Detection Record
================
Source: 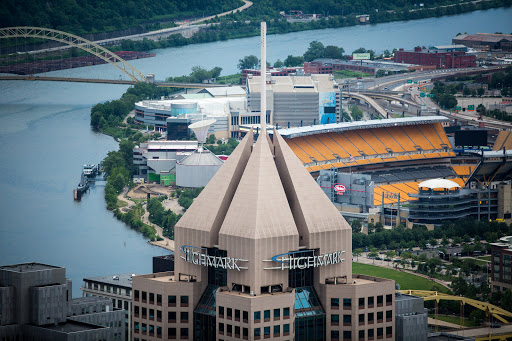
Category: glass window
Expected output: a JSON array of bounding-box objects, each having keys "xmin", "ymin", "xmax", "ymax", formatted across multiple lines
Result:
[
  {"xmin": 386, "ymin": 326, "xmax": 392, "ymax": 336},
  {"xmin": 359, "ymin": 330, "xmax": 365, "ymax": 339},
  {"xmin": 181, "ymin": 328, "xmax": 188, "ymax": 337},
  {"xmin": 377, "ymin": 327, "xmax": 383, "ymax": 336},
  {"xmin": 332, "ymin": 314, "xmax": 339, "ymax": 323},
  {"xmin": 331, "ymin": 297, "xmax": 340, "ymax": 307},
  {"xmin": 157, "ymin": 310, "xmax": 162, "ymax": 320},
  {"xmin": 134, "ymin": 306, "xmax": 139, "ymax": 315},
  {"xmin": 168, "ymin": 328, "xmax": 176, "ymax": 337},
  {"xmin": 149, "ymin": 309, "xmax": 154, "ymax": 319},
  {"xmin": 124, "ymin": 301, "xmax": 128, "ymax": 310},
  {"xmin": 284, "ymin": 324, "xmax": 290, "ymax": 333},
  {"xmin": 227, "ymin": 308, "xmax": 232, "ymax": 318},
  {"xmin": 168, "ymin": 311, "xmax": 176, "ymax": 321},
  {"xmin": 141, "ymin": 323, "xmax": 147, "ymax": 332},
  {"xmin": 157, "ymin": 294, "xmax": 162, "ymax": 304},
  {"xmin": 331, "ymin": 331, "xmax": 339, "ymax": 339},
  {"xmin": 218, "ymin": 323, "xmax": 224, "ymax": 332},
  {"xmin": 180, "ymin": 296, "xmax": 188, "ymax": 306},
  {"xmin": 283, "ymin": 307, "xmax": 290, "ymax": 317},
  {"xmin": 243, "ymin": 311, "xmax": 248, "ymax": 321},
  {"xmin": 377, "ymin": 295, "xmax": 383, "ymax": 305},
  {"xmin": 274, "ymin": 325, "xmax": 280, "ymax": 335},
  {"xmin": 254, "ymin": 328, "xmax": 261, "ymax": 336},
  {"xmin": 134, "ymin": 290, "xmax": 139, "ymax": 300},
  {"xmin": 274, "ymin": 308, "xmax": 280, "ymax": 319},
  {"xmin": 168, "ymin": 295, "xmax": 176, "ymax": 305},
  {"xmin": 359, "ymin": 297, "xmax": 364, "ymax": 307},
  {"xmin": 254, "ymin": 311, "xmax": 260, "ymax": 321},
  {"xmin": 386, "ymin": 310, "xmax": 392, "ymax": 319},
  {"xmin": 359, "ymin": 313, "xmax": 365, "ymax": 323},
  {"xmin": 149, "ymin": 325, "xmax": 154, "ymax": 334},
  {"xmin": 134, "ymin": 322, "xmax": 139, "ymax": 332},
  {"xmin": 227, "ymin": 325, "xmax": 232, "ymax": 333},
  {"xmin": 264, "ymin": 327, "xmax": 270, "ymax": 336},
  {"xmin": 157, "ymin": 326, "xmax": 162, "ymax": 336},
  {"xmin": 386, "ymin": 294, "xmax": 392, "ymax": 304},
  {"xmin": 343, "ymin": 331, "xmax": 351, "ymax": 340},
  {"xmin": 219, "ymin": 306, "xmax": 224, "ymax": 316},
  {"xmin": 142, "ymin": 291, "xmax": 147, "ymax": 301},
  {"xmin": 235, "ymin": 326, "xmax": 240, "ymax": 335},
  {"xmin": 377, "ymin": 311, "xmax": 383, "ymax": 321},
  {"xmin": 235, "ymin": 309, "xmax": 240, "ymax": 320},
  {"xmin": 243, "ymin": 328, "xmax": 248, "ymax": 337},
  {"xmin": 368, "ymin": 296, "xmax": 374, "ymax": 306},
  {"xmin": 368, "ymin": 312, "xmax": 374, "ymax": 322},
  {"xmin": 181, "ymin": 312, "xmax": 189, "ymax": 322},
  {"xmin": 149, "ymin": 293, "xmax": 154, "ymax": 302},
  {"xmin": 264, "ymin": 310, "xmax": 270, "ymax": 319},
  {"xmin": 368, "ymin": 328, "xmax": 374, "ymax": 337},
  {"xmin": 142, "ymin": 307, "xmax": 147, "ymax": 317},
  {"xmin": 343, "ymin": 298, "xmax": 351, "ymax": 308},
  {"xmin": 343, "ymin": 314, "xmax": 352, "ymax": 324}
]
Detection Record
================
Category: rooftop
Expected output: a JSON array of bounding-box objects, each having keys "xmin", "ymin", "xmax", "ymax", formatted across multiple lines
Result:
[
  {"xmin": 178, "ymin": 149, "xmax": 224, "ymax": 166},
  {"xmin": 274, "ymin": 116, "xmax": 450, "ymax": 138},
  {"xmin": 247, "ymin": 74, "xmax": 337, "ymax": 93},
  {"xmin": 0, "ymin": 262, "xmax": 62, "ymax": 273},
  {"xmin": 199, "ymin": 86, "xmax": 246, "ymax": 97},
  {"xmin": 83, "ymin": 273, "xmax": 136, "ymax": 288},
  {"xmin": 41, "ymin": 320, "xmax": 105, "ymax": 333}
]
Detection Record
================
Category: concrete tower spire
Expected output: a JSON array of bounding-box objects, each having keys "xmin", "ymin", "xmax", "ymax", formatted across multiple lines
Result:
[{"xmin": 260, "ymin": 21, "xmax": 266, "ymax": 135}]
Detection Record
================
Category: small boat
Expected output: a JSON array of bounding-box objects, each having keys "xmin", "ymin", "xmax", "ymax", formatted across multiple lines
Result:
[{"xmin": 82, "ymin": 164, "xmax": 98, "ymax": 178}]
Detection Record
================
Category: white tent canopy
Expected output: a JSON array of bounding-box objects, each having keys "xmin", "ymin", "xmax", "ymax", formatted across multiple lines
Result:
[{"xmin": 418, "ymin": 178, "xmax": 460, "ymax": 190}]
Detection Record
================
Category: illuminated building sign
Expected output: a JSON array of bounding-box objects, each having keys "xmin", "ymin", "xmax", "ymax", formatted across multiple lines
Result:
[
  {"xmin": 334, "ymin": 183, "xmax": 346, "ymax": 195},
  {"xmin": 264, "ymin": 250, "xmax": 345, "ymax": 270},
  {"xmin": 180, "ymin": 245, "xmax": 248, "ymax": 271}
]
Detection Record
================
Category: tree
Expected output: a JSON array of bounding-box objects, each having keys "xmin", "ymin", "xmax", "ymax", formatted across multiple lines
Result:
[
  {"xmin": 324, "ymin": 45, "xmax": 344, "ymax": 59},
  {"xmin": 368, "ymin": 251, "xmax": 379, "ymax": 264},
  {"xmin": 303, "ymin": 41, "xmax": 325, "ymax": 62},
  {"xmin": 283, "ymin": 55, "xmax": 304, "ymax": 67},
  {"xmin": 353, "ymin": 248, "xmax": 363, "ymax": 262},
  {"xmin": 375, "ymin": 222, "xmax": 384, "ymax": 233},
  {"xmin": 477, "ymin": 87, "xmax": 485, "ymax": 97},
  {"xmin": 385, "ymin": 251, "xmax": 396, "ymax": 264},
  {"xmin": 273, "ymin": 60, "xmax": 284, "ymax": 68},
  {"xmin": 351, "ymin": 220, "xmax": 362, "ymax": 233},
  {"xmin": 237, "ymin": 55, "xmax": 259, "ymax": 70},
  {"xmin": 463, "ymin": 87, "xmax": 471, "ymax": 96}
]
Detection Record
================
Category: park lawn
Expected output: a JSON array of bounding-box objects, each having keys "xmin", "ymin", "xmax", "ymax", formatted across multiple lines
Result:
[
  {"xmin": 333, "ymin": 70, "xmax": 372, "ymax": 79},
  {"xmin": 478, "ymin": 256, "xmax": 491, "ymax": 262},
  {"xmin": 353, "ymin": 263, "xmax": 449, "ymax": 293},
  {"xmin": 428, "ymin": 314, "xmax": 478, "ymax": 327},
  {"xmin": 471, "ymin": 258, "xmax": 489, "ymax": 266},
  {"xmin": 117, "ymin": 199, "xmax": 128, "ymax": 207}
]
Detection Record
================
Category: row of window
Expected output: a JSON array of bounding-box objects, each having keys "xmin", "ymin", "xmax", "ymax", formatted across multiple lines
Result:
[
  {"xmin": 218, "ymin": 306, "xmax": 291, "ymax": 322},
  {"xmin": 86, "ymin": 281, "xmax": 131, "ymax": 296},
  {"xmin": 331, "ymin": 295, "xmax": 393, "ymax": 309},
  {"xmin": 134, "ymin": 306, "xmax": 189, "ymax": 323},
  {"xmin": 134, "ymin": 324, "xmax": 188, "ymax": 338},
  {"xmin": 134, "ymin": 291, "xmax": 189, "ymax": 307},
  {"xmin": 219, "ymin": 324, "xmax": 291, "ymax": 338},
  {"xmin": 331, "ymin": 326, "xmax": 392, "ymax": 340},
  {"xmin": 330, "ymin": 311, "xmax": 393, "ymax": 325}
]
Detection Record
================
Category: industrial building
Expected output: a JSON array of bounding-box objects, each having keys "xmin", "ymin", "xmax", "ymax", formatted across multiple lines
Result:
[
  {"xmin": 246, "ymin": 74, "xmax": 341, "ymax": 127},
  {"xmin": 175, "ymin": 148, "xmax": 224, "ymax": 188},
  {"xmin": 491, "ymin": 236, "xmax": 512, "ymax": 293},
  {"xmin": 304, "ymin": 58, "xmax": 415, "ymax": 76},
  {"xmin": 133, "ymin": 140, "xmax": 198, "ymax": 183},
  {"xmin": 452, "ymin": 33, "xmax": 512, "ymax": 51},
  {"xmin": 241, "ymin": 67, "xmax": 301, "ymax": 87},
  {"xmin": 395, "ymin": 294, "xmax": 428, "ymax": 341},
  {"xmin": 82, "ymin": 273, "xmax": 135, "ymax": 340},
  {"xmin": 0, "ymin": 262, "xmax": 125, "ymax": 340},
  {"xmin": 393, "ymin": 47, "xmax": 476, "ymax": 69}
]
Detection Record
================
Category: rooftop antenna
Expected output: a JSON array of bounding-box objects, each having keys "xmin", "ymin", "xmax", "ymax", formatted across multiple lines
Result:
[
  {"xmin": 260, "ymin": 21, "xmax": 267, "ymax": 135},
  {"xmin": 188, "ymin": 119, "xmax": 216, "ymax": 152}
]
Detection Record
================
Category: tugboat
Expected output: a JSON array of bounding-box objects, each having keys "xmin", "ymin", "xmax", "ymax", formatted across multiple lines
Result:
[{"xmin": 74, "ymin": 173, "xmax": 90, "ymax": 200}]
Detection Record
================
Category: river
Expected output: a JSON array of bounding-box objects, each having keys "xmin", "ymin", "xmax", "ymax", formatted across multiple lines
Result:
[{"xmin": 0, "ymin": 7, "xmax": 510, "ymax": 297}]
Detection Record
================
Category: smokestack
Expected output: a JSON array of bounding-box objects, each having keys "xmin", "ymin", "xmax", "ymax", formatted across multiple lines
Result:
[{"xmin": 260, "ymin": 22, "xmax": 267, "ymax": 135}]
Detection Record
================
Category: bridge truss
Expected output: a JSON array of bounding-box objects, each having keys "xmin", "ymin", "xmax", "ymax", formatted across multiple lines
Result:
[{"xmin": 0, "ymin": 27, "xmax": 146, "ymax": 82}]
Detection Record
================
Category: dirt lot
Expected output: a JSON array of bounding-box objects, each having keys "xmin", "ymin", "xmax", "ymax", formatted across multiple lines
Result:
[{"xmin": 127, "ymin": 184, "xmax": 174, "ymax": 199}]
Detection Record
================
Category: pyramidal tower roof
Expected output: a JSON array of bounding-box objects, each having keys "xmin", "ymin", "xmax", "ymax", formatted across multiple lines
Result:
[
  {"xmin": 218, "ymin": 132, "xmax": 298, "ymax": 239},
  {"xmin": 175, "ymin": 129, "xmax": 254, "ymax": 246}
]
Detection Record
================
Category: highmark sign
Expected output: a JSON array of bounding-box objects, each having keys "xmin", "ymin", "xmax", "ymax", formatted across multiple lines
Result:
[
  {"xmin": 180, "ymin": 245, "xmax": 248, "ymax": 271},
  {"xmin": 264, "ymin": 250, "xmax": 345, "ymax": 270}
]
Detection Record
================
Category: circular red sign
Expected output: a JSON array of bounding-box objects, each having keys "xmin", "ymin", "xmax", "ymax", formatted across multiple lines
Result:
[{"xmin": 334, "ymin": 184, "xmax": 346, "ymax": 194}]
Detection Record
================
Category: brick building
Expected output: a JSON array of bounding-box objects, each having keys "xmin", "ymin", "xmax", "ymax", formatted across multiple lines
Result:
[
  {"xmin": 490, "ymin": 236, "xmax": 512, "ymax": 292},
  {"xmin": 393, "ymin": 47, "xmax": 476, "ymax": 69}
]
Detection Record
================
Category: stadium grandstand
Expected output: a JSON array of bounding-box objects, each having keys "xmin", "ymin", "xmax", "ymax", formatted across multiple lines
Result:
[{"xmin": 493, "ymin": 130, "xmax": 512, "ymax": 151}]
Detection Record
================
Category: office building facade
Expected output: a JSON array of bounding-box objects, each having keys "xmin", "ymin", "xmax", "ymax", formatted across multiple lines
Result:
[{"xmin": 132, "ymin": 128, "xmax": 395, "ymax": 340}]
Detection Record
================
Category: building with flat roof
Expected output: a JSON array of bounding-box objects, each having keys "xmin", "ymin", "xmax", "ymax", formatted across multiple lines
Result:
[
  {"xmin": 132, "ymin": 127, "xmax": 396, "ymax": 340},
  {"xmin": 490, "ymin": 236, "xmax": 512, "ymax": 293},
  {"xmin": 304, "ymin": 58, "xmax": 414, "ymax": 76},
  {"xmin": 246, "ymin": 74, "xmax": 341, "ymax": 127},
  {"xmin": 0, "ymin": 262, "xmax": 125, "ymax": 340},
  {"xmin": 82, "ymin": 273, "xmax": 135, "ymax": 340},
  {"xmin": 393, "ymin": 47, "xmax": 476, "ymax": 69},
  {"xmin": 395, "ymin": 293, "xmax": 428, "ymax": 341},
  {"xmin": 241, "ymin": 67, "xmax": 301, "ymax": 86},
  {"xmin": 452, "ymin": 33, "xmax": 512, "ymax": 51}
]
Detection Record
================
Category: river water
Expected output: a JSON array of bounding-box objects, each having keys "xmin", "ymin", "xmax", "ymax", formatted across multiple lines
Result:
[{"xmin": 0, "ymin": 8, "xmax": 510, "ymax": 297}]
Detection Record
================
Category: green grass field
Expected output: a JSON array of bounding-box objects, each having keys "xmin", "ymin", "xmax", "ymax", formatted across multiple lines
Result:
[
  {"xmin": 117, "ymin": 199, "xmax": 128, "ymax": 208},
  {"xmin": 353, "ymin": 263, "xmax": 449, "ymax": 293},
  {"xmin": 478, "ymin": 255, "xmax": 491, "ymax": 262}
]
